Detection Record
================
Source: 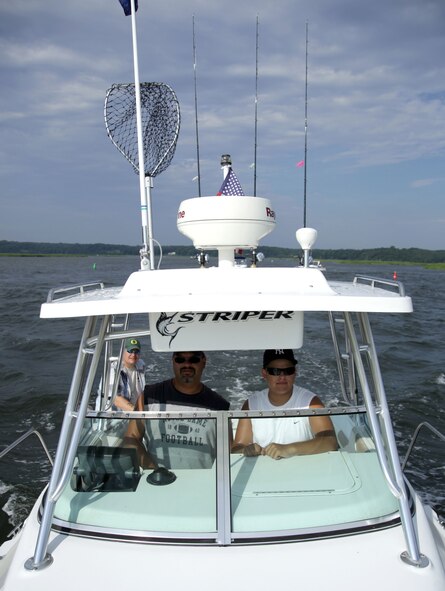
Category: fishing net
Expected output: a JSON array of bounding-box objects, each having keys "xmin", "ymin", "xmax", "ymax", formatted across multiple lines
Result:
[{"xmin": 104, "ymin": 82, "xmax": 180, "ymax": 177}]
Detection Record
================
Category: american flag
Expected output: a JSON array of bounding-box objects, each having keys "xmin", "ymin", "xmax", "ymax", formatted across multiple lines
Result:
[
  {"xmin": 118, "ymin": 0, "xmax": 138, "ymax": 16},
  {"xmin": 217, "ymin": 168, "xmax": 245, "ymax": 196}
]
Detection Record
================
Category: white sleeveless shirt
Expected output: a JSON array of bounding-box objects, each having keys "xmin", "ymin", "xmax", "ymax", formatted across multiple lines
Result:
[{"xmin": 247, "ymin": 386, "xmax": 315, "ymax": 447}]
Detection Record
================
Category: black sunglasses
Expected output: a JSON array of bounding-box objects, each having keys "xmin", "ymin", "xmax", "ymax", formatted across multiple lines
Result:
[
  {"xmin": 127, "ymin": 349, "xmax": 140, "ymax": 354},
  {"xmin": 174, "ymin": 355, "xmax": 202, "ymax": 364},
  {"xmin": 266, "ymin": 367, "xmax": 295, "ymax": 376}
]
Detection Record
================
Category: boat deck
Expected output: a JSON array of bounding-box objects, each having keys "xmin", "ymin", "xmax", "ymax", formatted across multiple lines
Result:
[{"xmin": 53, "ymin": 450, "xmax": 398, "ymax": 539}]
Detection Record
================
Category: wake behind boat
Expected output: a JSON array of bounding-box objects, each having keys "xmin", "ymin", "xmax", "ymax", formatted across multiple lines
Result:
[{"xmin": 0, "ymin": 2, "xmax": 444, "ymax": 590}]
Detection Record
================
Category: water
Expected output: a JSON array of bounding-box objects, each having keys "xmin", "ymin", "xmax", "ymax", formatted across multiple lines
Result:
[{"xmin": 0, "ymin": 255, "xmax": 444, "ymax": 541}]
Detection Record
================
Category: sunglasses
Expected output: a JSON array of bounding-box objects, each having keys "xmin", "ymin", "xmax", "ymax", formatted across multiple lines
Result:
[
  {"xmin": 127, "ymin": 349, "xmax": 140, "ymax": 354},
  {"xmin": 265, "ymin": 367, "xmax": 295, "ymax": 376},
  {"xmin": 174, "ymin": 355, "xmax": 202, "ymax": 364}
]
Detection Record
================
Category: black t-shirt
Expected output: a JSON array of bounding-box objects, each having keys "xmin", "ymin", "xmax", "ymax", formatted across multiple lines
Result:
[
  {"xmin": 142, "ymin": 380, "xmax": 229, "ymax": 469},
  {"xmin": 144, "ymin": 379, "xmax": 229, "ymax": 410}
]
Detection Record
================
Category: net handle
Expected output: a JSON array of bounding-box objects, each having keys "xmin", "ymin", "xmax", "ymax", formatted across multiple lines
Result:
[{"xmin": 128, "ymin": 4, "xmax": 153, "ymax": 269}]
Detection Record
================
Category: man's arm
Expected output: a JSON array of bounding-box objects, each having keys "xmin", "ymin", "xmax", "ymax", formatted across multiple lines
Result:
[
  {"xmin": 113, "ymin": 395, "xmax": 135, "ymax": 412},
  {"xmin": 231, "ymin": 401, "xmax": 262, "ymax": 456},
  {"xmin": 124, "ymin": 393, "xmax": 157, "ymax": 469}
]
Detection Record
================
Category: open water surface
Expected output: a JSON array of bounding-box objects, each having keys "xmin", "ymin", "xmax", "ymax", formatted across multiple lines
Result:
[{"xmin": 0, "ymin": 255, "xmax": 444, "ymax": 542}]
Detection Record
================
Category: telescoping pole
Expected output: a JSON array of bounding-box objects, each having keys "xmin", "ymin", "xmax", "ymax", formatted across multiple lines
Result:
[{"xmin": 129, "ymin": 0, "xmax": 155, "ymax": 270}]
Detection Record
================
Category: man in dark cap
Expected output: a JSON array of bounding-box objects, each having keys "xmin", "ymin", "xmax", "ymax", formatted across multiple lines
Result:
[
  {"xmin": 113, "ymin": 338, "xmax": 145, "ymax": 412},
  {"xmin": 233, "ymin": 349, "xmax": 337, "ymax": 458}
]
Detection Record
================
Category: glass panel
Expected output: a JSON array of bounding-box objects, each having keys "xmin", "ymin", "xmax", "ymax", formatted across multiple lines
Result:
[
  {"xmin": 54, "ymin": 410, "xmax": 398, "ymax": 541},
  {"xmin": 54, "ymin": 416, "xmax": 217, "ymax": 534},
  {"xmin": 230, "ymin": 412, "xmax": 399, "ymax": 534}
]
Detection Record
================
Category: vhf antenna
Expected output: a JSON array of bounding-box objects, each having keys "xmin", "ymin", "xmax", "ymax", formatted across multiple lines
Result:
[
  {"xmin": 193, "ymin": 15, "xmax": 202, "ymax": 197},
  {"xmin": 303, "ymin": 20, "xmax": 309, "ymax": 228},
  {"xmin": 253, "ymin": 15, "xmax": 259, "ymax": 196}
]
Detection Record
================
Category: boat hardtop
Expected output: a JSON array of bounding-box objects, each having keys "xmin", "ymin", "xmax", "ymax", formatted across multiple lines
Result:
[{"xmin": 41, "ymin": 264, "xmax": 413, "ymax": 318}]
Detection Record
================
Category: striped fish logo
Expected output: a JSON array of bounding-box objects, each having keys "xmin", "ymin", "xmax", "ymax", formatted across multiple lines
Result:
[{"xmin": 156, "ymin": 312, "xmax": 183, "ymax": 346}]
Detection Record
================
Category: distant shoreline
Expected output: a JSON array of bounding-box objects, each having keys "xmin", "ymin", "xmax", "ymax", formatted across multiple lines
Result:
[
  {"xmin": 325, "ymin": 259, "xmax": 445, "ymax": 270},
  {"xmin": 1, "ymin": 251, "xmax": 444, "ymax": 270},
  {"xmin": 1, "ymin": 240, "xmax": 444, "ymax": 266},
  {"xmin": 0, "ymin": 253, "xmax": 88, "ymax": 258}
]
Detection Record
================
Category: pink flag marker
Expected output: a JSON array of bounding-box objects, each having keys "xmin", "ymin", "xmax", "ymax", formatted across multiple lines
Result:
[{"xmin": 296, "ymin": 160, "xmax": 305, "ymax": 168}]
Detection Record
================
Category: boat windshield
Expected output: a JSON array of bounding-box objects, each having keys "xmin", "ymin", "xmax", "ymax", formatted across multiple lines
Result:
[{"xmin": 53, "ymin": 410, "xmax": 400, "ymax": 543}]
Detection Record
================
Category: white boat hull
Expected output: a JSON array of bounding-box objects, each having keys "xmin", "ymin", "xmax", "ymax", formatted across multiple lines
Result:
[{"xmin": 1, "ymin": 490, "xmax": 444, "ymax": 591}]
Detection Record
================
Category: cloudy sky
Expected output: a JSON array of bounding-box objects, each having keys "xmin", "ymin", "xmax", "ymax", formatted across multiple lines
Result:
[{"xmin": 1, "ymin": 0, "xmax": 444, "ymax": 250}]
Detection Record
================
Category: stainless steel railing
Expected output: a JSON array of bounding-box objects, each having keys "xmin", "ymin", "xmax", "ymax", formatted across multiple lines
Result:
[
  {"xmin": 402, "ymin": 421, "xmax": 445, "ymax": 471},
  {"xmin": 0, "ymin": 428, "xmax": 53, "ymax": 466}
]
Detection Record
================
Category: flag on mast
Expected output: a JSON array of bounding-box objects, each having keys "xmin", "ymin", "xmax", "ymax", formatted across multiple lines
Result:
[
  {"xmin": 217, "ymin": 168, "xmax": 245, "ymax": 196},
  {"xmin": 118, "ymin": 0, "xmax": 138, "ymax": 16},
  {"xmin": 296, "ymin": 160, "xmax": 305, "ymax": 168}
]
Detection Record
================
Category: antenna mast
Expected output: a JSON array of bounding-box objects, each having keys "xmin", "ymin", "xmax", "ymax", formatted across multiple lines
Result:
[
  {"xmin": 193, "ymin": 16, "xmax": 202, "ymax": 197},
  {"xmin": 303, "ymin": 21, "xmax": 309, "ymax": 228},
  {"xmin": 253, "ymin": 15, "xmax": 259, "ymax": 196}
]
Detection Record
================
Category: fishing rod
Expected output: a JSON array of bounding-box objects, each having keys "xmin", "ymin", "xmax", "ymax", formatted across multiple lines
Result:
[
  {"xmin": 253, "ymin": 15, "xmax": 259, "ymax": 196},
  {"xmin": 303, "ymin": 20, "xmax": 309, "ymax": 228},
  {"xmin": 192, "ymin": 15, "xmax": 202, "ymax": 197}
]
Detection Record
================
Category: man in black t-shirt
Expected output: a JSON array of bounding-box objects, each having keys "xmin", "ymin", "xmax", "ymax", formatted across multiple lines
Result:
[{"xmin": 126, "ymin": 352, "xmax": 229, "ymax": 469}]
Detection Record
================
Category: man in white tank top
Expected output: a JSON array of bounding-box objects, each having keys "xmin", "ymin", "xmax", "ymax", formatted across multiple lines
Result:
[{"xmin": 233, "ymin": 350, "xmax": 337, "ymax": 459}]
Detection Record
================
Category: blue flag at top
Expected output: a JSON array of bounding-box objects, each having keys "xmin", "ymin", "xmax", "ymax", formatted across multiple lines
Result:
[
  {"xmin": 217, "ymin": 168, "xmax": 245, "ymax": 196},
  {"xmin": 119, "ymin": 0, "xmax": 138, "ymax": 16}
]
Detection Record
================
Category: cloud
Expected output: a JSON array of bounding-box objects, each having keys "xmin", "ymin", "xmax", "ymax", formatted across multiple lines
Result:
[
  {"xmin": 1, "ymin": 0, "xmax": 445, "ymax": 248},
  {"xmin": 2, "ymin": 41, "xmax": 94, "ymax": 70},
  {"xmin": 410, "ymin": 178, "xmax": 443, "ymax": 189}
]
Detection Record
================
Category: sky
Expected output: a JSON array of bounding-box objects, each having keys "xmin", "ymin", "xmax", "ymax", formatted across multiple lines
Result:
[{"xmin": 0, "ymin": 0, "xmax": 444, "ymax": 250}]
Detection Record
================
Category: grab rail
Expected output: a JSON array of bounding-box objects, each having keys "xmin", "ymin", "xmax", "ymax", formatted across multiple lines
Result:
[
  {"xmin": 353, "ymin": 275, "xmax": 405, "ymax": 297},
  {"xmin": 402, "ymin": 422, "xmax": 445, "ymax": 471},
  {"xmin": 47, "ymin": 282, "xmax": 105, "ymax": 303},
  {"xmin": 0, "ymin": 428, "xmax": 53, "ymax": 466}
]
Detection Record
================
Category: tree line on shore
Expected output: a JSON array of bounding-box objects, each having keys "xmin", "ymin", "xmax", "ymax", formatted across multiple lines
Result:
[{"xmin": 1, "ymin": 240, "xmax": 444, "ymax": 263}]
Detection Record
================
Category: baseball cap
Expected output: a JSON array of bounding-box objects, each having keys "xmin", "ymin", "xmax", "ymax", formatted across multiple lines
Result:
[
  {"xmin": 263, "ymin": 349, "xmax": 297, "ymax": 367},
  {"xmin": 125, "ymin": 338, "xmax": 141, "ymax": 352}
]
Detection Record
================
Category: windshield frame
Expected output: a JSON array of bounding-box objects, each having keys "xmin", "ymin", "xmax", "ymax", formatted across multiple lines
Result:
[{"xmin": 50, "ymin": 406, "xmax": 403, "ymax": 544}]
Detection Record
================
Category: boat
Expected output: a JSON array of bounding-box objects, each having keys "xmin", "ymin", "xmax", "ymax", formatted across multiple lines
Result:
[
  {"xmin": 1, "ymin": 6, "xmax": 444, "ymax": 591},
  {"xmin": 1, "ymin": 158, "xmax": 444, "ymax": 588}
]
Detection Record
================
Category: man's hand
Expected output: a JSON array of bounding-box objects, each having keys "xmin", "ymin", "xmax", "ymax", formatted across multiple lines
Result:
[
  {"xmin": 262, "ymin": 443, "xmax": 292, "ymax": 460},
  {"xmin": 243, "ymin": 443, "xmax": 263, "ymax": 457}
]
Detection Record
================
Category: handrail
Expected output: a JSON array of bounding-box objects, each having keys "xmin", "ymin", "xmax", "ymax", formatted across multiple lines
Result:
[
  {"xmin": 402, "ymin": 421, "xmax": 445, "ymax": 471},
  {"xmin": 354, "ymin": 311, "xmax": 427, "ymax": 566},
  {"xmin": 47, "ymin": 282, "xmax": 105, "ymax": 303},
  {"xmin": 0, "ymin": 428, "xmax": 53, "ymax": 466},
  {"xmin": 86, "ymin": 404, "xmax": 369, "ymax": 420},
  {"xmin": 353, "ymin": 275, "xmax": 405, "ymax": 297},
  {"xmin": 27, "ymin": 316, "xmax": 97, "ymax": 570},
  {"xmin": 86, "ymin": 327, "xmax": 150, "ymax": 348},
  {"xmin": 344, "ymin": 314, "xmax": 402, "ymax": 499}
]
